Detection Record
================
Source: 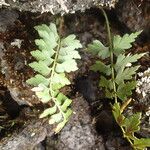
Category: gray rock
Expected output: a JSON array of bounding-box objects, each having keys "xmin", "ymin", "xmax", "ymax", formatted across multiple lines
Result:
[
  {"xmin": 47, "ymin": 96, "xmax": 105, "ymax": 150},
  {"xmin": 0, "ymin": 96, "xmax": 105, "ymax": 150},
  {"xmin": 116, "ymin": 0, "xmax": 150, "ymax": 31},
  {"xmin": 136, "ymin": 68, "xmax": 150, "ymax": 138},
  {"xmin": 105, "ymin": 137, "xmax": 132, "ymax": 150},
  {"xmin": 0, "ymin": 9, "xmax": 19, "ymax": 32},
  {"xmin": 1, "ymin": 0, "xmax": 118, "ymax": 14},
  {"xmin": 0, "ymin": 120, "xmax": 51, "ymax": 150}
]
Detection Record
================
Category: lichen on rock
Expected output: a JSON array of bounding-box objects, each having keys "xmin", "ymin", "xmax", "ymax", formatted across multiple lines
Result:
[{"xmin": 1, "ymin": 0, "xmax": 118, "ymax": 14}]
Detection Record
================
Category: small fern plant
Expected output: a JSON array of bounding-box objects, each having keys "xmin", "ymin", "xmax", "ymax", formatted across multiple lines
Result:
[
  {"xmin": 88, "ymin": 8, "xmax": 150, "ymax": 150},
  {"xmin": 26, "ymin": 23, "xmax": 82, "ymax": 133}
]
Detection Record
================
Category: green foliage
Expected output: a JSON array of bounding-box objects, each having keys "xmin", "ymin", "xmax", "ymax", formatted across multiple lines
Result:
[
  {"xmin": 114, "ymin": 53, "xmax": 145, "ymax": 73},
  {"xmin": 88, "ymin": 8, "xmax": 149, "ymax": 149},
  {"xmin": 88, "ymin": 32, "xmax": 145, "ymax": 101},
  {"xmin": 88, "ymin": 40, "xmax": 109, "ymax": 59},
  {"xmin": 27, "ymin": 23, "xmax": 82, "ymax": 133},
  {"xmin": 116, "ymin": 81, "xmax": 136, "ymax": 100},
  {"xmin": 123, "ymin": 112, "xmax": 141, "ymax": 136},
  {"xmin": 112, "ymin": 101, "xmax": 150, "ymax": 150},
  {"xmin": 133, "ymin": 138, "xmax": 150, "ymax": 150},
  {"xmin": 113, "ymin": 31, "xmax": 142, "ymax": 56},
  {"xmin": 90, "ymin": 61, "xmax": 111, "ymax": 75}
]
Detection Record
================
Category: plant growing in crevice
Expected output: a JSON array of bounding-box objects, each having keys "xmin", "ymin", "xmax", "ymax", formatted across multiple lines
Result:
[
  {"xmin": 88, "ymin": 8, "xmax": 150, "ymax": 150},
  {"xmin": 27, "ymin": 23, "xmax": 82, "ymax": 133}
]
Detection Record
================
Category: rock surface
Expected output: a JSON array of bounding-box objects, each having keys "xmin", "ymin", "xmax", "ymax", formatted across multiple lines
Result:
[
  {"xmin": 53, "ymin": 96, "xmax": 105, "ymax": 150},
  {"xmin": 136, "ymin": 68, "xmax": 150, "ymax": 138},
  {"xmin": 0, "ymin": 9, "xmax": 19, "ymax": 32},
  {"xmin": 116, "ymin": 0, "xmax": 150, "ymax": 31},
  {"xmin": 0, "ymin": 119, "xmax": 51, "ymax": 150},
  {"xmin": 0, "ymin": 96, "xmax": 105, "ymax": 150},
  {"xmin": 1, "ymin": 0, "xmax": 118, "ymax": 14}
]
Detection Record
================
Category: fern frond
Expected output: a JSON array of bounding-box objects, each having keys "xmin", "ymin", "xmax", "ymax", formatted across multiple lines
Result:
[
  {"xmin": 113, "ymin": 31, "xmax": 142, "ymax": 56},
  {"xmin": 115, "ymin": 53, "xmax": 145, "ymax": 73},
  {"xmin": 26, "ymin": 74, "xmax": 49, "ymax": 86},
  {"xmin": 88, "ymin": 8, "xmax": 149, "ymax": 149},
  {"xmin": 116, "ymin": 81, "xmax": 137, "ymax": 101},
  {"xmin": 99, "ymin": 76, "xmax": 113, "ymax": 90},
  {"xmin": 27, "ymin": 23, "xmax": 82, "ymax": 133},
  {"xmin": 133, "ymin": 138, "xmax": 150, "ymax": 150},
  {"xmin": 115, "ymin": 66, "xmax": 140, "ymax": 84},
  {"xmin": 88, "ymin": 40, "xmax": 109, "ymax": 59},
  {"xmin": 90, "ymin": 61, "xmax": 111, "ymax": 75}
]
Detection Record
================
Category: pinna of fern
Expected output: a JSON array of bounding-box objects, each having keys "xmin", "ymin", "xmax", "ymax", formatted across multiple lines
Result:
[{"xmin": 26, "ymin": 23, "xmax": 82, "ymax": 133}]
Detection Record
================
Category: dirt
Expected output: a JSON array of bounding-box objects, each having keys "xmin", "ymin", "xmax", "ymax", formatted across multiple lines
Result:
[{"xmin": 0, "ymin": 1, "xmax": 150, "ymax": 149}]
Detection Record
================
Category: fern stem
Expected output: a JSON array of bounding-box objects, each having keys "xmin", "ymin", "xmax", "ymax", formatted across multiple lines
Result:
[
  {"xmin": 50, "ymin": 38, "xmax": 61, "ymax": 80},
  {"xmin": 100, "ymin": 8, "xmax": 117, "ymax": 103},
  {"xmin": 49, "ymin": 39, "xmax": 60, "ymax": 97},
  {"xmin": 120, "ymin": 126, "xmax": 134, "ymax": 146},
  {"xmin": 49, "ymin": 38, "xmax": 66, "ymax": 121}
]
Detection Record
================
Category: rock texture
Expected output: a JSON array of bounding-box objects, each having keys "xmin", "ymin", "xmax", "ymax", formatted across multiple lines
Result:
[
  {"xmin": 0, "ymin": 119, "xmax": 51, "ymax": 150},
  {"xmin": 53, "ymin": 96, "xmax": 105, "ymax": 150},
  {"xmin": 0, "ymin": 9, "xmax": 37, "ymax": 106},
  {"xmin": 0, "ymin": 96, "xmax": 105, "ymax": 150},
  {"xmin": 136, "ymin": 68, "xmax": 150, "ymax": 138},
  {"xmin": 1, "ymin": 0, "xmax": 118, "ymax": 14},
  {"xmin": 116, "ymin": 0, "xmax": 150, "ymax": 31},
  {"xmin": 0, "ymin": 9, "xmax": 18, "ymax": 32}
]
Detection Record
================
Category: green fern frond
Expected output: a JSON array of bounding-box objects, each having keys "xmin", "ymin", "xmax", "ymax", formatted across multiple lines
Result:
[
  {"xmin": 88, "ymin": 37, "xmax": 145, "ymax": 100},
  {"xmin": 115, "ymin": 53, "xmax": 145, "ymax": 73},
  {"xmin": 88, "ymin": 31, "xmax": 142, "ymax": 59},
  {"xmin": 88, "ymin": 8, "xmax": 149, "ymax": 149},
  {"xmin": 133, "ymin": 138, "xmax": 150, "ymax": 150},
  {"xmin": 27, "ymin": 23, "xmax": 82, "ymax": 133},
  {"xmin": 90, "ymin": 61, "xmax": 111, "ymax": 75},
  {"xmin": 87, "ymin": 40, "xmax": 109, "ymax": 59},
  {"xmin": 115, "ymin": 66, "xmax": 140, "ymax": 84},
  {"xmin": 116, "ymin": 81, "xmax": 137, "ymax": 101},
  {"xmin": 113, "ymin": 31, "xmax": 142, "ymax": 56}
]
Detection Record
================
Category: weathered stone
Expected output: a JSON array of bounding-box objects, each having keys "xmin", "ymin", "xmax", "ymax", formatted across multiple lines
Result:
[
  {"xmin": 1, "ymin": 0, "xmax": 118, "ymax": 14},
  {"xmin": 0, "ymin": 96, "xmax": 105, "ymax": 150},
  {"xmin": 53, "ymin": 96, "xmax": 105, "ymax": 150},
  {"xmin": 116, "ymin": 0, "xmax": 150, "ymax": 31},
  {"xmin": 0, "ymin": 120, "xmax": 50, "ymax": 150},
  {"xmin": 0, "ymin": 9, "xmax": 18, "ymax": 32}
]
